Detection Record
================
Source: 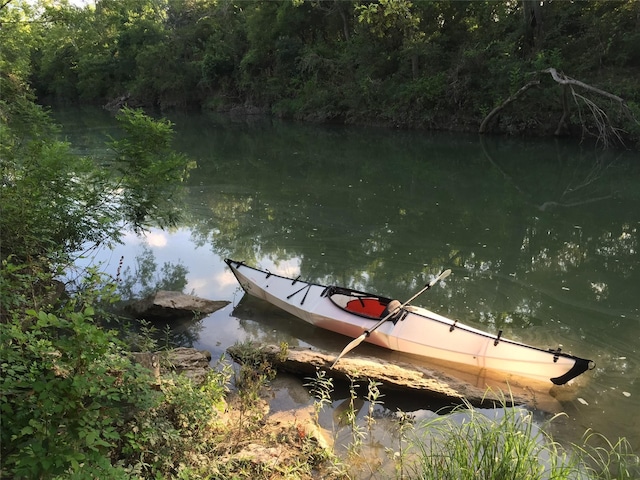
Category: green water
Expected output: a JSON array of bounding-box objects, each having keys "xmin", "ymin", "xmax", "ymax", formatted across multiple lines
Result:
[{"xmin": 55, "ymin": 106, "xmax": 640, "ymax": 451}]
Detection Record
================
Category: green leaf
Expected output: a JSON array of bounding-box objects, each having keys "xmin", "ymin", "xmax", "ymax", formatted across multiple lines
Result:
[{"xmin": 85, "ymin": 430, "xmax": 98, "ymax": 446}]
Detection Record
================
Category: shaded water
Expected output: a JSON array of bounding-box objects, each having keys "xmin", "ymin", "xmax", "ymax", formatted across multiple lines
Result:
[{"xmin": 55, "ymin": 107, "xmax": 640, "ymax": 453}]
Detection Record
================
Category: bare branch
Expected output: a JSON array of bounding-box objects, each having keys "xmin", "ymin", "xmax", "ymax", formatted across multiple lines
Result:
[
  {"xmin": 479, "ymin": 80, "xmax": 540, "ymax": 134},
  {"xmin": 540, "ymin": 67, "xmax": 637, "ymax": 146},
  {"xmin": 542, "ymin": 68, "xmax": 625, "ymax": 104},
  {"xmin": 571, "ymin": 91, "xmax": 624, "ymax": 148},
  {"xmin": 481, "ymin": 66, "xmax": 638, "ymax": 148}
]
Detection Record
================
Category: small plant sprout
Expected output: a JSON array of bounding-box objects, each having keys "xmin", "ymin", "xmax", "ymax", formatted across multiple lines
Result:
[
  {"xmin": 365, "ymin": 379, "xmax": 384, "ymax": 433},
  {"xmin": 346, "ymin": 376, "xmax": 365, "ymax": 452},
  {"xmin": 304, "ymin": 368, "xmax": 334, "ymax": 424}
]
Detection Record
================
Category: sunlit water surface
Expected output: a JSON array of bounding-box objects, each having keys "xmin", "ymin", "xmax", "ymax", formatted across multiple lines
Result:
[{"xmin": 54, "ymin": 107, "xmax": 639, "ymax": 460}]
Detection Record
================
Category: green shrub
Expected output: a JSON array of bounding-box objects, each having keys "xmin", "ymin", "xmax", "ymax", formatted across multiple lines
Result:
[
  {"xmin": 0, "ymin": 307, "xmax": 159, "ymax": 478},
  {"xmin": 0, "ymin": 290, "xmax": 233, "ymax": 478}
]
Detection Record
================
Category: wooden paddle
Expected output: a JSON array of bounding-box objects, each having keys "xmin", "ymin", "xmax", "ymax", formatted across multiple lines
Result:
[{"xmin": 330, "ymin": 268, "xmax": 452, "ymax": 368}]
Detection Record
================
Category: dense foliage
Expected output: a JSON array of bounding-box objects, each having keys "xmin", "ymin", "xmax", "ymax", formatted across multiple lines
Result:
[
  {"xmin": 8, "ymin": 0, "xmax": 639, "ymax": 145},
  {"xmin": 0, "ymin": 11, "xmax": 208, "ymax": 475}
]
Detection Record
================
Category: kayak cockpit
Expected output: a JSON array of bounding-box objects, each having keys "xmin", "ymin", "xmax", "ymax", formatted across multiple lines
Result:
[
  {"xmin": 345, "ymin": 297, "xmax": 387, "ymax": 317},
  {"xmin": 325, "ymin": 286, "xmax": 400, "ymax": 320}
]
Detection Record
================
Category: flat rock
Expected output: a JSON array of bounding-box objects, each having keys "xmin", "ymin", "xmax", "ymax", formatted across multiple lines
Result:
[
  {"xmin": 228, "ymin": 344, "xmax": 551, "ymax": 410},
  {"xmin": 128, "ymin": 290, "xmax": 229, "ymax": 320},
  {"xmin": 131, "ymin": 347, "xmax": 212, "ymax": 384},
  {"xmin": 163, "ymin": 347, "xmax": 212, "ymax": 384}
]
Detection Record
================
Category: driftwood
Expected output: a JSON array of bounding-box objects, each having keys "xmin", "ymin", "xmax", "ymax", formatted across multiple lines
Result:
[
  {"xmin": 480, "ymin": 67, "xmax": 638, "ymax": 147},
  {"xmin": 228, "ymin": 344, "xmax": 566, "ymax": 412}
]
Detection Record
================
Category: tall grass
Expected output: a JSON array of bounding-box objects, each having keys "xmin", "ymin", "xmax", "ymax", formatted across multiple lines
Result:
[
  {"xmin": 303, "ymin": 372, "xmax": 639, "ymax": 480},
  {"xmin": 404, "ymin": 400, "xmax": 639, "ymax": 480}
]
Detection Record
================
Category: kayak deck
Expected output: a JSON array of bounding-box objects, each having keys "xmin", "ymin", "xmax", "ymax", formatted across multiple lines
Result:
[{"xmin": 225, "ymin": 259, "xmax": 594, "ymax": 385}]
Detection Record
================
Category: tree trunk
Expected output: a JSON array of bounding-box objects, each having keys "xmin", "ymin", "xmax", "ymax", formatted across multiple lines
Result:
[
  {"xmin": 411, "ymin": 54, "xmax": 419, "ymax": 80},
  {"xmin": 339, "ymin": 5, "xmax": 350, "ymax": 42},
  {"xmin": 522, "ymin": 0, "xmax": 544, "ymax": 51}
]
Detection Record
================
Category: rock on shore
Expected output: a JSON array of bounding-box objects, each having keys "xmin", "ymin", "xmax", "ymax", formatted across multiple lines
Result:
[{"xmin": 128, "ymin": 290, "xmax": 230, "ymax": 320}]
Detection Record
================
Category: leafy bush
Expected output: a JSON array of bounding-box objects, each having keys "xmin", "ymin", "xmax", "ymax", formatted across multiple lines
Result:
[
  {"xmin": 1, "ymin": 103, "xmax": 193, "ymax": 269},
  {"xmin": 0, "ymin": 57, "xmax": 221, "ymax": 478},
  {"xmin": 0, "ymin": 305, "xmax": 159, "ymax": 478},
  {"xmin": 0, "ymin": 299, "xmax": 233, "ymax": 478}
]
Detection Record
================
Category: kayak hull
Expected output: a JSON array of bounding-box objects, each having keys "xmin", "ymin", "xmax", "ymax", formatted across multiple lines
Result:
[{"xmin": 225, "ymin": 259, "xmax": 593, "ymax": 385}]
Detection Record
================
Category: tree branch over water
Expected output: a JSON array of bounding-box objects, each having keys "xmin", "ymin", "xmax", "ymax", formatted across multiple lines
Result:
[
  {"xmin": 481, "ymin": 67, "xmax": 640, "ymax": 148},
  {"xmin": 479, "ymin": 80, "xmax": 540, "ymax": 134}
]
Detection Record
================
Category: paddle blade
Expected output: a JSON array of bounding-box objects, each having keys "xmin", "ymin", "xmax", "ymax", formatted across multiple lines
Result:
[
  {"xmin": 331, "ymin": 332, "xmax": 367, "ymax": 368},
  {"xmin": 431, "ymin": 268, "xmax": 451, "ymax": 286}
]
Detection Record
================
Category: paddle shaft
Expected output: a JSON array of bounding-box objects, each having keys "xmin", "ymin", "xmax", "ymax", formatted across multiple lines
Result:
[{"xmin": 330, "ymin": 269, "xmax": 451, "ymax": 368}]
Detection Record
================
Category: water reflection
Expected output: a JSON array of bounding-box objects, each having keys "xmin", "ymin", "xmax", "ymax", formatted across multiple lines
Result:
[
  {"xmin": 56, "ymin": 107, "xmax": 640, "ymax": 451},
  {"xmin": 117, "ymin": 245, "xmax": 189, "ymax": 300}
]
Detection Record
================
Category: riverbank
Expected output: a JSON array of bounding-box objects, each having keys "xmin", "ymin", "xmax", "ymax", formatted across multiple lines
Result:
[
  {"xmin": 137, "ymin": 343, "xmax": 640, "ymax": 479},
  {"xmin": 1, "ymin": 291, "xmax": 637, "ymax": 478},
  {"xmin": 12, "ymin": 0, "xmax": 639, "ymax": 149},
  {"xmin": 2, "ymin": 47, "xmax": 638, "ymax": 475}
]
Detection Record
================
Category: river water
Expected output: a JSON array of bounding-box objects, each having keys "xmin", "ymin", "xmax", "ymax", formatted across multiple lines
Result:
[{"xmin": 54, "ymin": 106, "xmax": 639, "ymax": 457}]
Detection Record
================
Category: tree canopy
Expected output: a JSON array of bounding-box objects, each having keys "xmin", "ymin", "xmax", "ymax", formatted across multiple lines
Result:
[{"xmin": 3, "ymin": 0, "xmax": 639, "ymax": 146}]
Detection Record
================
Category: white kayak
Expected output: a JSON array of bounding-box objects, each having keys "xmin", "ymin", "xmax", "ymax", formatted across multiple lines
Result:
[{"xmin": 225, "ymin": 259, "xmax": 594, "ymax": 385}]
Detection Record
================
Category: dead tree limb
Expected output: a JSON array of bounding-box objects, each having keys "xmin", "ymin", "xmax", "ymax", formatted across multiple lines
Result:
[
  {"xmin": 479, "ymin": 80, "xmax": 540, "ymax": 133},
  {"xmin": 541, "ymin": 68, "xmax": 634, "ymax": 148},
  {"xmin": 541, "ymin": 68, "xmax": 625, "ymax": 103},
  {"xmin": 480, "ymin": 67, "xmax": 639, "ymax": 148}
]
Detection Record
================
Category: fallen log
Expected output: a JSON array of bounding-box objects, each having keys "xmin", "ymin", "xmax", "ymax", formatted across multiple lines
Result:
[
  {"xmin": 227, "ymin": 344, "xmax": 561, "ymax": 411},
  {"xmin": 479, "ymin": 79, "xmax": 540, "ymax": 134}
]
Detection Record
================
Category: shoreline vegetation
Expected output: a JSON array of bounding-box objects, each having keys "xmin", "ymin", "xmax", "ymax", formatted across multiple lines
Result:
[
  {"xmin": 4, "ymin": 0, "xmax": 640, "ymax": 148},
  {"xmin": 1, "ymin": 0, "xmax": 639, "ymax": 478},
  {"xmin": 3, "ymin": 312, "xmax": 640, "ymax": 479}
]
